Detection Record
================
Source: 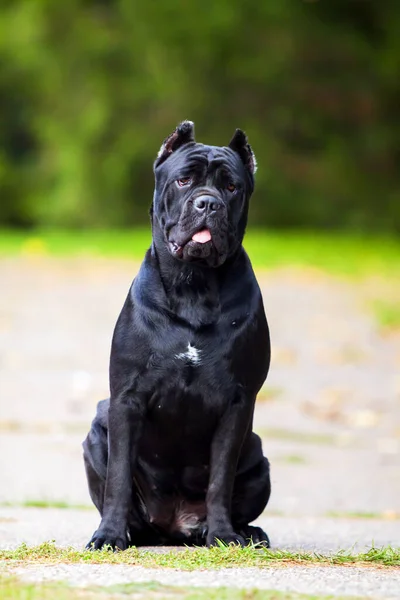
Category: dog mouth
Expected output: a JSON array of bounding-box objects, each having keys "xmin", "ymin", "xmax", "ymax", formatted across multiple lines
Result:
[{"xmin": 169, "ymin": 228, "xmax": 212, "ymax": 258}]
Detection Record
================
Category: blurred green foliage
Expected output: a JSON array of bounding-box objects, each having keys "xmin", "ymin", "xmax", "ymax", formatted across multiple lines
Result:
[{"xmin": 0, "ymin": 1, "xmax": 399, "ymax": 230}]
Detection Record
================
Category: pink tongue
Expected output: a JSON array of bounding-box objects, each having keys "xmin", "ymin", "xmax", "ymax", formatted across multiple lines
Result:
[{"xmin": 192, "ymin": 229, "xmax": 212, "ymax": 244}]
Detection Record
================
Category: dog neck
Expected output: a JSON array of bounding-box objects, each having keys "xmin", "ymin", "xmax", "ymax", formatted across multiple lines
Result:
[{"xmin": 148, "ymin": 222, "xmax": 241, "ymax": 328}]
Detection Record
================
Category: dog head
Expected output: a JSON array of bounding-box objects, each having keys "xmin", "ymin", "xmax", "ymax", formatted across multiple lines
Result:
[{"xmin": 152, "ymin": 121, "xmax": 256, "ymax": 268}]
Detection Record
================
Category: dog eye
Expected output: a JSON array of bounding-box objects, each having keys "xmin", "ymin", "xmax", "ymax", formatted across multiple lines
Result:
[
  {"xmin": 177, "ymin": 177, "xmax": 192, "ymax": 187},
  {"xmin": 227, "ymin": 182, "xmax": 236, "ymax": 193}
]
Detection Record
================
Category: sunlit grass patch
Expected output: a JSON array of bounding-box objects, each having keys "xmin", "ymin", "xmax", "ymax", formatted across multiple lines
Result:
[
  {"xmin": 0, "ymin": 576, "xmax": 369, "ymax": 600},
  {"xmin": 1, "ymin": 229, "xmax": 400, "ymax": 279},
  {"xmin": 22, "ymin": 500, "xmax": 94, "ymax": 510},
  {"xmin": 104, "ymin": 584, "xmax": 361, "ymax": 600},
  {"xmin": 1, "ymin": 541, "xmax": 399, "ymax": 569},
  {"xmin": 255, "ymin": 428, "xmax": 336, "ymax": 446},
  {"xmin": 0, "ymin": 228, "xmax": 152, "ymax": 259},
  {"xmin": 257, "ymin": 387, "xmax": 283, "ymax": 403},
  {"xmin": 0, "ymin": 499, "xmax": 94, "ymax": 510},
  {"xmin": 326, "ymin": 511, "xmax": 400, "ymax": 521},
  {"xmin": 0, "ymin": 579, "xmax": 75, "ymax": 600},
  {"xmin": 244, "ymin": 230, "xmax": 400, "ymax": 277},
  {"xmin": 0, "ymin": 420, "xmax": 89, "ymax": 435},
  {"xmin": 371, "ymin": 299, "xmax": 400, "ymax": 332},
  {"xmin": 275, "ymin": 455, "xmax": 307, "ymax": 465}
]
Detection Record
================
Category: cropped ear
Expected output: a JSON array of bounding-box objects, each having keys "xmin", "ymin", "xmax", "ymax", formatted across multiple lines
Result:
[
  {"xmin": 155, "ymin": 120, "xmax": 195, "ymax": 167},
  {"xmin": 228, "ymin": 129, "xmax": 257, "ymax": 174}
]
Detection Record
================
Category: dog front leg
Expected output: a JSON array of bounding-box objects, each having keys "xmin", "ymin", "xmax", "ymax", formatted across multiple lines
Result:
[
  {"xmin": 206, "ymin": 395, "xmax": 253, "ymax": 547},
  {"xmin": 87, "ymin": 394, "xmax": 145, "ymax": 550}
]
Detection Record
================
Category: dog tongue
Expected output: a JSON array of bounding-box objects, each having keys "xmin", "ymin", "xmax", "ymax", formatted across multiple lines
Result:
[{"xmin": 192, "ymin": 229, "xmax": 212, "ymax": 244}]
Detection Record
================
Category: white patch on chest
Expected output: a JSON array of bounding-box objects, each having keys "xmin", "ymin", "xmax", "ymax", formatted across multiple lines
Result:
[{"xmin": 175, "ymin": 343, "xmax": 201, "ymax": 365}]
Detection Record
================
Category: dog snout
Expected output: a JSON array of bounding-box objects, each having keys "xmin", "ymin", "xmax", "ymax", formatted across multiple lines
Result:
[{"xmin": 193, "ymin": 195, "xmax": 223, "ymax": 214}]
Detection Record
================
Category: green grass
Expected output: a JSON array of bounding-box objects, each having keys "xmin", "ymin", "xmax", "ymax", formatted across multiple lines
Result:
[
  {"xmin": 0, "ymin": 500, "xmax": 94, "ymax": 510},
  {"xmin": 1, "ymin": 228, "xmax": 400, "ymax": 277},
  {"xmin": 256, "ymin": 387, "xmax": 283, "ymax": 403},
  {"xmin": 0, "ymin": 419, "xmax": 89, "ymax": 435},
  {"xmin": 326, "ymin": 511, "xmax": 400, "ymax": 520},
  {"xmin": 1, "ymin": 541, "xmax": 398, "ymax": 569},
  {"xmin": 326, "ymin": 511, "xmax": 381, "ymax": 520},
  {"xmin": 276, "ymin": 455, "xmax": 307, "ymax": 465},
  {"xmin": 255, "ymin": 428, "xmax": 336, "ymax": 446},
  {"xmin": 371, "ymin": 299, "xmax": 400, "ymax": 331},
  {"xmin": 0, "ymin": 577, "xmax": 367, "ymax": 600}
]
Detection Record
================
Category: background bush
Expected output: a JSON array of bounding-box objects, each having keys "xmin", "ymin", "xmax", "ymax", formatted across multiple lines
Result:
[{"xmin": 0, "ymin": 0, "xmax": 399, "ymax": 230}]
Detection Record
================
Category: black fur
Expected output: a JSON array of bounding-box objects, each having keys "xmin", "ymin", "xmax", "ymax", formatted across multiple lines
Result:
[{"xmin": 83, "ymin": 122, "xmax": 271, "ymax": 549}]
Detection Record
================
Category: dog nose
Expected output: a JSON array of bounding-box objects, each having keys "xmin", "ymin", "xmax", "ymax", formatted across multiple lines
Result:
[{"xmin": 193, "ymin": 195, "xmax": 223, "ymax": 214}]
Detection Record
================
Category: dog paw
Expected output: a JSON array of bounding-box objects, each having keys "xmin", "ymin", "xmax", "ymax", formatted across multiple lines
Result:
[
  {"xmin": 207, "ymin": 530, "xmax": 246, "ymax": 547},
  {"xmin": 239, "ymin": 525, "xmax": 270, "ymax": 547},
  {"xmin": 86, "ymin": 527, "xmax": 128, "ymax": 551}
]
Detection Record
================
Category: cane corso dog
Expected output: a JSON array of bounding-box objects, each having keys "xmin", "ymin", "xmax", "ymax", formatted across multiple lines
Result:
[{"xmin": 83, "ymin": 121, "xmax": 271, "ymax": 549}]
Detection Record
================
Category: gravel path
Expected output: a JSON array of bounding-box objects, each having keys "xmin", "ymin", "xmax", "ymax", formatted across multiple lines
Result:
[
  {"xmin": 7, "ymin": 562, "xmax": 400, "ymax": 599},
  {"xmin": 0, "ymin": 257, "xmax": 399, "ymax": 597}
]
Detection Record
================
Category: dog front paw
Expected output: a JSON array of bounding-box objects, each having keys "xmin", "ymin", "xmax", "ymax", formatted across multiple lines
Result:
[
  {"xmin": 86, "ymin": 526, "xmax": 128, "ymax": 551},
  {"xmin": 207, "ymin": 530, "xmax": 246, "ymax": 547},
  {"xmin": 239, "ymin": 525, "xmax": 270, "ymax": 547}
]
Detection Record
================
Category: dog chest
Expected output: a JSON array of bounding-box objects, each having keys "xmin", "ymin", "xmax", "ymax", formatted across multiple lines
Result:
[{"xmin": 175, "ymin": 342, "xmax": 202, "ymax": 366}]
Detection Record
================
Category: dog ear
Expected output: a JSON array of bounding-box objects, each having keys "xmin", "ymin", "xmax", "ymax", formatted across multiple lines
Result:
[
  {"xmin": 228, "ymin": 129, "xmax": 257, "ymax": 174},
  {"xmin": 155, "ymin": 120, "xmax": 195, "ymax": 167}
]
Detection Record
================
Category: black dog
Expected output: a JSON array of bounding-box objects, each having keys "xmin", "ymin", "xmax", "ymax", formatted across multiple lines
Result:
[{"xmin": 83, "ymin": 121, "xmax": 271, "ymax": 549}]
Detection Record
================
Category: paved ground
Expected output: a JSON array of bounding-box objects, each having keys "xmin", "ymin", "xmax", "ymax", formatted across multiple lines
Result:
[
  {"xmin": 0, "ymin": 256, "xmax": 399, "ymax": 597},
  {"xmin": 6, "ymin": 561, "xmax": 400, "ymax": 599}
]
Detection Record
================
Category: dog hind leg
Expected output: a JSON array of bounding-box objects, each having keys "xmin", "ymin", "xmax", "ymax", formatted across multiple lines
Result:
[{"xmin": 82, "ymin": 400, "xmax": 109, "ymax": 515}]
